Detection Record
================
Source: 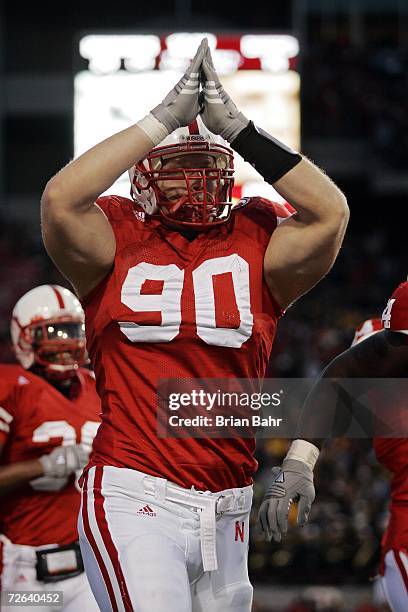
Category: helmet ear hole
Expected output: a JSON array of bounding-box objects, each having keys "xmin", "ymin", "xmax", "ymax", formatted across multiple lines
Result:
[{"xmin": 129, "ymin": 165, "xmax": 159, "ymax": 215}]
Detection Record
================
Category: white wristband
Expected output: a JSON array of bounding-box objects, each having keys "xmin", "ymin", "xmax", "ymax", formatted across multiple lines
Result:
[
  {"xmin": 285, "ymin": 439, "xmax": 320, "ymax": 471},
  {"xmin": 136, "ymin": 113, "xmax": 170, "ymax": 147}
]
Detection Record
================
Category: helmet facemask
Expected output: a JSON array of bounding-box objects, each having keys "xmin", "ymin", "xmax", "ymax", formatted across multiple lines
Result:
[
  {"xmin": 15, "ymin": 315, "xmax": 87, "ymax": 381},
  {"xmin": 131, "ymin": 138, "xmax": 235, "ymax": 230}
]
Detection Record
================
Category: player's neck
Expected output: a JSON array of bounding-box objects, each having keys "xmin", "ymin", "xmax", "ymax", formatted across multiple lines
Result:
[
  {"xmin": 30, "ymin": 365, "xmax": 78, "ymax": 398},
  {"xmin": 179, "ymin": 229, "xmax": 200, "ymax": 242}
]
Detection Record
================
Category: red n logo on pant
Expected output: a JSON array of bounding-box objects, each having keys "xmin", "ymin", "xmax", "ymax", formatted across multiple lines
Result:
[{"xmin": 235, "ymin": 521, "xmax": 245, "ymax": 542}]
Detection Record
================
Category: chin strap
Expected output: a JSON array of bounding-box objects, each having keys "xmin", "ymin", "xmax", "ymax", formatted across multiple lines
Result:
[{"xmin": 165, "ymin": 195, "xmax": 189, "ymax": 214}]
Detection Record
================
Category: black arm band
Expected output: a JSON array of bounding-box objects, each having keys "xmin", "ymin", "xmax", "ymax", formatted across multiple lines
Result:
[{"xmin": 230, "ymin": 121, "xmax": 302, "ymax": 184}]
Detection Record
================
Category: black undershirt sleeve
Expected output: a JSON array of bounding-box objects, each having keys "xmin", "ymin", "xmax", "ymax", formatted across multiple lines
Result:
[{"xmin": 294, "ymin": 330, "xmax": 408, "ymax": 448}]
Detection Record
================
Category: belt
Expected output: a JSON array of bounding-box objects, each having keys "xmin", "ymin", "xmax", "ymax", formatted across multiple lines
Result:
[
  {"xmin": 0, "ymin": 536, "xmax": 83, "ymax": 582},
  {"xmin": 36, "ymin": 542, "xmax": 84, "ymax": 583},
  {"xmin": 142, "ymin": 476, "xmax": 251, "ymax": 572}
]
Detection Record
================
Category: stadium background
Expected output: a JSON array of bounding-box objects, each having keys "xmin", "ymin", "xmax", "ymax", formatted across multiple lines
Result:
[{"xmin": 0, "ymin": 1, "xmax": 407, "ymax": 610}]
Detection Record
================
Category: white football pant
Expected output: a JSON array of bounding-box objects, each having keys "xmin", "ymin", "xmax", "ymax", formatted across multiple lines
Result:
[
  {"xmin": 0, "ymin": 535, "xmax": 99, "ymax": 612},
  {"xmin": 78, "ymin": 465, "xmax": 253, "ymax": 612},
  {"xmin": 379, "ymin": 549, "xmax": 408, "ymax": 612}
]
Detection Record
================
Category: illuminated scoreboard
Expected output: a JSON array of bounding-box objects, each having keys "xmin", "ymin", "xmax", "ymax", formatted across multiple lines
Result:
[{"xmin": 74, "ymin": 32, "xmax": 300, "ymax": 201}]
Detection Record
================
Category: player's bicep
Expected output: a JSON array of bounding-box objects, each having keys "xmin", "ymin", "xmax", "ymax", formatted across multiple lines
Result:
[
  {"xmin": 41, "ymin": 200, "xmax": 116, "ymax": 298},
  {"xmin": 328, "ymin": 331, "xmax": 408, "ymax": 378},
  {"xmin": 264, "ymin": 215, "xmax": 346, "ymax": 309},
  {"xmin": 367, "ymin": 330, "xmax": 408, "ymax": 376}
]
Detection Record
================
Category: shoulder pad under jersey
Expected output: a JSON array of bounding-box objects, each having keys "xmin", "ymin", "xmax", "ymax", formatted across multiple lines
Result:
[{"xmin": 233, "ymin": 197, "xmax": 296, "ymax": 225}]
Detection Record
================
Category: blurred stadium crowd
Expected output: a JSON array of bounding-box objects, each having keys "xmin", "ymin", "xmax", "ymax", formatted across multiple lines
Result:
[
  {"xmin": 253, "ymin": 438, "xmax": 388, "ymax": 598},
  {"xmin": 250, "ymin": 232, "xmax": 403, "ymax": 610},
  {"xmin": 303, "ymin": 41, "xmax": 408, "ymax": 171}
]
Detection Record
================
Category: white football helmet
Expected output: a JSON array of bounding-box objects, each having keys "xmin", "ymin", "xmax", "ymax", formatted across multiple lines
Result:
[
  {"xmin": 129, "ymin": 116, "xmax": 235, "ymax": 229},
  {"xmin": 11, "ymin": 285, "xmax": 86, "ymax": 379},
  {"xmin": 351, "ymin": 318, "xmax": 383, "ymax": 347}
]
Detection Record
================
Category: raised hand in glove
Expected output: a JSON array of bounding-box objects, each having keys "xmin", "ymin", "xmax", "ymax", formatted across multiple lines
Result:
[
  {"xmin": 38, "ymin": 443, "xmax": 90, "ymax": 479},
  {"xmin": 257, "ymin": 458, "xmax": 315, "ymax": 542},
  {"xmin": 200, "ymin": 45, "xmax": 249, "ymax": 143},
  {"xmin": 150, "ymin": 38, "xmax": 209, "ymax": 134}
]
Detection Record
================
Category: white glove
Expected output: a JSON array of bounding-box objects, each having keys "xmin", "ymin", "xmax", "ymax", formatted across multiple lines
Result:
[
  {"xmin": 257, "ymin": 459, "xmax": 315, "ymax": 542},
  {"xmin": 30, "ymin": 475, "xmax": 69, "ymax": 492},
  {"xmin": 38, "ymin": 443, "xmax": 90, "ymax": 479},
  {"xmin": 150, "ymin": 38, "xmax": 208, "ymax": 134},
  {"xmin": 200, "ymin": 45, "xmax": 249, "ymax": 142}
]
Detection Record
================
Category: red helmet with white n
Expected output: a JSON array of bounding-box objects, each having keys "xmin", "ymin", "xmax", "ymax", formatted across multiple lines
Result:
[
  {"xmin": 381, "ymin": 281, "xmax": 408, "ymax": 335},
  {"xmin": 129, "ymin": 116, "xmax": 234, "ymax": 229},
  {"xmin": 11, "ymin": 285, "xmax": 86, "ymax": 379}
]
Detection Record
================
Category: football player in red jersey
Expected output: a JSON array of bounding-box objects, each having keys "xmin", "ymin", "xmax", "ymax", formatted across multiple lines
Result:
[
  {"xmin": 259, "ymin": 283, "xmax": 408, "ymax": 611},
  {"xmin": 41, "ymin": 38, "xmax": 348, "ymax": 612},
  {"xmin": 0, "ymin": 285, "xmax": 101, "ymax": 611}
]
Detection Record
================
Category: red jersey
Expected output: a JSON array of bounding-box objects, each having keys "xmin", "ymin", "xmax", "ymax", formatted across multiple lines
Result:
[
  {"xmin": 0, "ymin": 364, "xmax": 101, "ymax": 546},
  {"xmin": 374, "ymin": 438, "xmax": 408, "ymax": 504},
  {"xmin": 374, "ymin": 281, "xmax": 408, "ymax": 555},
  {"xmin": 374, "ymin": 437, "xmax": 408, "ymax": 557},
  {"xmin": 83, "ymin": 195, "xmax": 289, "ymax": 491}
]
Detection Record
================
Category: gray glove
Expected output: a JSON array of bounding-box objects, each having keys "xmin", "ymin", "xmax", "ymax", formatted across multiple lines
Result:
[
  {"xmin": 257, "ymin": 459, "xmax": 315, "ymax": 542},
  {"xmin": 200, "ymin": 46, "xmax": 249, "ymax": 143},
  {"xmin": 38, "ymin": 444, "xmax": 90, "ymax": 479},
  {"xmin": 150, "ymin": 38, "xmax": 208, "ymax": 134}
]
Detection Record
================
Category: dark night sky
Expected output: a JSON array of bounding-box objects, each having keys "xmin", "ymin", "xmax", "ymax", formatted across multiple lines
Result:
[{"xmin": 4, "ymin": 2, "xmax": 292, "ymax": 73}]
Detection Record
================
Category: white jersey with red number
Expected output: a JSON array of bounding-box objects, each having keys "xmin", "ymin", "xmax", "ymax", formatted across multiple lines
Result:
[
  {"xmin": 0, "ymin": 364, "xmax": 101, "ymax": 546},
  {"xmin": 82, "ymin": 195, "xmax": 292, "ymax": 492}
]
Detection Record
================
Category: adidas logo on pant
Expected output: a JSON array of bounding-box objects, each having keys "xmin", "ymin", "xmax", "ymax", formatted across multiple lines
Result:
[{"xmin": 136, "ymin": 504, "xmax": 156, "ymax": 517}]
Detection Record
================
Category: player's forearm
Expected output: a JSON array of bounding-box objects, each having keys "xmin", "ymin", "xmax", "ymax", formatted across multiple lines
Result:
[
  {"xmin": 41, "ymin": 124, "xmax": 154, "ymax": 214},
  {"xmin": 273, "ymin": 157, "xmax": 349, "ymax": 228},
  {"xmin": 0, "ymin": 459, "xmax": 44, "ymax": 495},
  {"xmin": 295, "ymin": 348, "xmax": 365, "ymax": 445},
  {"xmin": 43, "ymin": 37, "xmax": 208, "ymax": 214}
]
